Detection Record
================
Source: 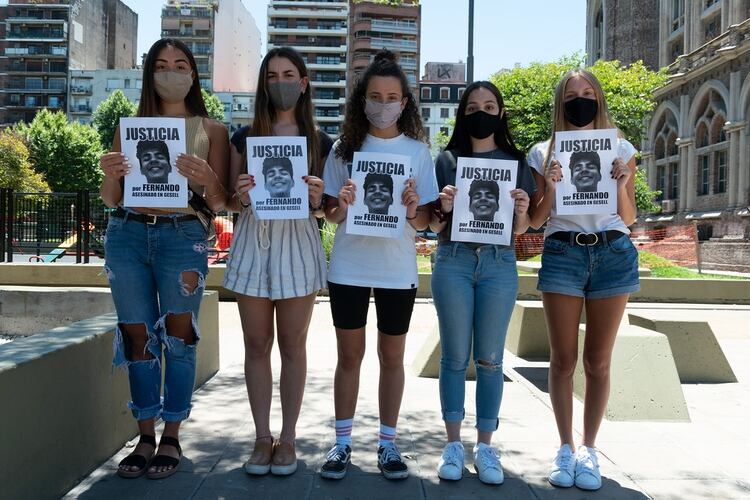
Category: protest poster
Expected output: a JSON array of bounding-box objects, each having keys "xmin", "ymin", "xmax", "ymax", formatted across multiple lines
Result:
[
  {"xmin": 345, "ymin": 152, "xmax": 410, "ymax": 239},
  {"xmin": 450, "ymin": 156, "xmax": 516, "ymax": 246},
  {"xmin": 246, "ymin": 136, "xmax": 309, "ymax": 220},
  {"xmin": 121, "ymin": 117, "xmax": 187, "ymax": 208},
  {"xmin": 554, "ymin": 129, "xmax": 619, "ymax": 215}
]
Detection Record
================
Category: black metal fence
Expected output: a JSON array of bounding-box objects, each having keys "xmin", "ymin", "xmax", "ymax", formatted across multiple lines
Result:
[{"xmin": 0, "ymin": 189, "xmax": 236, "ymax": 263}]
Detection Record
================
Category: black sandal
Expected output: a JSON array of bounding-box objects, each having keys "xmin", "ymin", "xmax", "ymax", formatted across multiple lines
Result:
[
  {"xmin": 117, "ymin": 435, "xmax": 156, "ymax": 479},
  {"xmin": 146, "ymin": 436, "xmax": 182, "ymax": 479}
]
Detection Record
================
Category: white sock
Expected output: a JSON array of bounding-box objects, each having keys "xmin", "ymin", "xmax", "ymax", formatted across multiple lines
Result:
[
  {"xmin": 378, "ymin": 423, "xmax": 397, "ymax": 447},
  {"xmin": 335, "ymin": 418, "xmax": 353, "ymax": 447}
]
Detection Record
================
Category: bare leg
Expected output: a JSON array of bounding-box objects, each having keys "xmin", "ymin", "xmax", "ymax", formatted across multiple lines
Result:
[
  {"xmin": 333, "ymin": 327, "xmax": 366, "ymax": 420},
  {"xmin": 275, "ymin": 293, "xmax": 317, "ymax": 443},
  {"xmin": 237, "ymin": 295, "xmax": 276, "ymax": 440},
  {"xmin": 542, "ymin": 292, "xmax": 584, "ymax": 448},
  {"xmin": 581, "ymin": 294, "xmax": 629, "ymax": 447},
  {"xmin": 377, "ymin": 333, "xmax": 407, "ymax": 428}
]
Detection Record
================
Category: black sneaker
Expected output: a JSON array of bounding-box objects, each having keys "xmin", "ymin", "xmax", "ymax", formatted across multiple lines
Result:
[
  {"xmin": 320, "ymin": 444, "xmax": 351, "ymax": 480},
  {"xmin": 377, "ymin": 443, "xmax": 408, "ymax": 480}
]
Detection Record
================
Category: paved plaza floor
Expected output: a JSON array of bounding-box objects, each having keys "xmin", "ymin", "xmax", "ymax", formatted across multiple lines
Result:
[{"xmin": 65, "ymin": 299, "xmax": 750, "ymax": 499}]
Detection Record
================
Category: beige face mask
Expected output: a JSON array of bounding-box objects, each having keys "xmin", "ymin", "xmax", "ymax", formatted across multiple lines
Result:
[{"xmin": 154, "ymin": 71, "xmax": 194, "ymax": 103}]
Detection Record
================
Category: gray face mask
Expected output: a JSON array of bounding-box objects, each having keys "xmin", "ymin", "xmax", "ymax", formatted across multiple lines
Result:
[
  {"xmin": 153, "ymin": 71, "xmax": 193, "ymax": 104},
  {"xmin": 365, "ymin": 99, "xmax": 403, "ymax": 129},
  {"xmin": 268, "ymin": 80, "xmax": 302, "ymax": 111}
]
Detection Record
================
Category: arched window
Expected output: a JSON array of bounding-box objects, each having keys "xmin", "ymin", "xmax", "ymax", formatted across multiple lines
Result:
[
  {"xmin": 693, "ymin": 90, "xmax": 728, "ymax": 196},
  {"xmin": 652, "ymin": 110, "xmax": 679, "ymax": 201}
]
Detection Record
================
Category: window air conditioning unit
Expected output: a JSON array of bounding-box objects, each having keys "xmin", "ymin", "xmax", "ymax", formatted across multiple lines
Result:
[{"xmin": 661, "ymin": 199, "xmax": 676, "ymax": 213}]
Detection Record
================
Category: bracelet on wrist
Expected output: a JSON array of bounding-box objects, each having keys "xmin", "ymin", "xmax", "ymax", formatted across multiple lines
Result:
[{"xmin": 406, "ymin": 214, "xmax": 418, "ymax": 220}]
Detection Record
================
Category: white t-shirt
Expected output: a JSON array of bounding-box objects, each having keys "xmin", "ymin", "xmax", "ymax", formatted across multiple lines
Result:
[
  {"xmin": 527, "ymin": 138, "xmax": 637, "ymax": 235},
  {"xmin": 323, "ymin": 133, "xmax": 439, "ymax": 289}
]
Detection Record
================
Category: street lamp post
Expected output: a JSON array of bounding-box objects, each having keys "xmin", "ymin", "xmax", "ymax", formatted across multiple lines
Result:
[{"xmin": 467, "ymin": 0, "xmax": 474, "ymax": 82}]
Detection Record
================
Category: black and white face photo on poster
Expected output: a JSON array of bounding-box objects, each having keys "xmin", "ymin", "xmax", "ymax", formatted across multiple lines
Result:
[
  {"xmin": 554, "ymin": 129, "xmax": 618, "ymax": 216},
  {"xmin": 346, "ymin": 151, "xmax": 409, "ymax": 239},
  {"xmin": 137, "ymin": 140, "xmax": 172, "ymax": 184},
  {"xmin": 569, "ymin": 151, "xmax": 602, "ymax": 193},
  {"xmin": 363, "ymin": 173, "xmax": 394, "ymax": 215},
  {"xmin": 246, "ymin": 136, "xmax": 309, "ymax": 220},
  {"xmin": 120, "ymin": 117, "xmax": 187, "ymax": 208},
  {"xmin": 262, "ymin": 156, "xmax": 295, "ymax": 198},
  {"xmin": 451, "ymin": 156, "xmax": 516, "ymax": 246},
  {"xmin": 468, "ymin": 179, "xmax": 500, "ymax": 222}
]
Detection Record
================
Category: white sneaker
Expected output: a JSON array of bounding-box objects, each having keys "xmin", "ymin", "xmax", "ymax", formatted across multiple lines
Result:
[
  {"xmin": 437, "ymin": 442, "xmax": 464, "ymax": 481},
  {"xmin": 548, "ymin": 444, "xmax": 575, "ymax": 488},
  {"xmin": 472, "ymin": 442, "xmax": 504, "ymax": 485},
  {"xmin": 575, "ymin": 445, "xmax": 602, "ymax": 490}
]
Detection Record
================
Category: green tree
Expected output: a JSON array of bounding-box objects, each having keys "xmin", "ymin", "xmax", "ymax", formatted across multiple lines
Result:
[
  {"xmin": 202, "ymin": 89, "xmax": 225, "ymax": 122},
  {"xmin": 92, "ymin": 89, "xmax": 136, "ymax": 150},
  {"xmin": 15, "ymin": 110, "xmax": 104, "ymax": 192},
  {"xmin": 0, "ymin": 130, "xmax": 50, "ymax": 192},
  {"xmin": 490, "ymin": 54, "xmax": 667, "ymax": 211}
]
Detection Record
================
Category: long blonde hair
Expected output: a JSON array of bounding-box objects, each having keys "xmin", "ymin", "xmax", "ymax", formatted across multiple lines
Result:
[{"xmin": 544, "ymin": 69, "xmax": 620, "ymax": 166}]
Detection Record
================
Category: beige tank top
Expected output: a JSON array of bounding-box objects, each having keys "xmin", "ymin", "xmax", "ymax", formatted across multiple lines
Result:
[{"xmin": 134, "ymin": 115, "xmax": 211, "ymax": 215}]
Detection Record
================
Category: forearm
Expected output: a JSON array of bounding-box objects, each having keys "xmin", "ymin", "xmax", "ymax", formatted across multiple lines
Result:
[
  {"xmin": 514, "ymin": 212, "xmax": 530, "ymax": 235},
  {"xmin": 529, "ymin": 192, "xmax": 553, "ymax": 229},
  {"xmin": 617, "ymin": 185, "xmax": 637, "ymax": 226},
  {"xmin": 204, "ymin": 181, "xmax": 228, "ymax": 212},
  {"xmin": 408, "ymin": 206, "xmax": 430, "ymax": 231},
  {"xmin": 100, "ymin": 177, "xmax": 122, "ymax": 208},
  {"xmin": 325, "ymin": 201, "xmax": 347, "ymax": 224}
]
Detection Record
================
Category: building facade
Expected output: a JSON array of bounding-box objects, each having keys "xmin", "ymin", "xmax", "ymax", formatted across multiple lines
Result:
[
  {"xmin": 68, "ymin": 68, "xmax": 142, "ymax": 124},
  {"xmin": 586, "ymin": 0, "xmax": 660, "ymax": 69},
  {"xmin": 267, "ymin": 0, "xmax": 349, "ymax": 137},
  {"xmin": 419, "ymin": 62, "xmax": 466, "ymax": 149},
  {"xmin": 347, "ymin": 0, "xmax": 420, "ymax": 97},
  {"xmin": 588, "ymin": 0, "xmax": 750, "ymax": 243},
  {"xmin": 0, "ymin": 0, "xmax": 138, "ymax": 127},
  {"xmin": 215, "ymin": 91, "xmax": 255, "ymax": 135}
]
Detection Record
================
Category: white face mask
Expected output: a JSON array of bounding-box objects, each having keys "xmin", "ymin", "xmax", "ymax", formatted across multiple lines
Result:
[
  {"xmin": 365, "ymin": 99, "xmax": 403, "ymax": 129},
  {"xmin": 154, "ymin": 71, "xmax": 194, "ymax": 103}
]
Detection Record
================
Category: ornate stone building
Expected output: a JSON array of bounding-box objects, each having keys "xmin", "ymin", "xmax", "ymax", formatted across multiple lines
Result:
[{"xmin": 588, "ymin": 0, "xmax": 750, "ymax": 245}]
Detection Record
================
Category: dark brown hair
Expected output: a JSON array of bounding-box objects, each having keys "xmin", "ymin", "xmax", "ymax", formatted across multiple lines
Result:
[
  {"xmin": 445, "ymin": 80, "xmax": 524, "ymax": 162},
  {"xmin": 336, "ymin": 50, "xmax": 425, "ymax": 162},
  {"xmin": 137, "ymin": 38, "xmax": 208, "ymax": 118},
  {"xmin": 247, "ymin": 47, "xmax": 322, "ymax": 176}
]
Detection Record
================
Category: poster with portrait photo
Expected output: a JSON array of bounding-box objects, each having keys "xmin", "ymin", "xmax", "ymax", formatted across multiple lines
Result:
[
  {"xmin": 450, "ymin": 157, "xmax": 516, "ymax": 246},
  {"xmin": 554, "ymin": 129, "xmax": 618, "ymax": 215},
  {"xmin": 246, "ymin": 136, "xmax": 309, "ymax": 220},
  {"xmin": 346, "ymin": 151, "xmax": 410, "ymax": 239},
  {"xmin": 120, "ymin": 117, "xmax": 187, "ymax": 208}
]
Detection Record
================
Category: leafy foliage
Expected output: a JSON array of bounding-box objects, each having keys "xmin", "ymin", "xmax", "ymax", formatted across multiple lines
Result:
[
  {"xmin": 92, "ymin": 89, "xmax": 136, "ymax": 151},
  {"xmin": 14, "ymin": 110, "xmax": 104, "ymax": 192},
  {"xmin": 0, "ymin": 130, "xmax": 50, "ymax": 192},
  {"xmin": 202, "ymin": 89, "xmax": 226, "ymax": 122}
]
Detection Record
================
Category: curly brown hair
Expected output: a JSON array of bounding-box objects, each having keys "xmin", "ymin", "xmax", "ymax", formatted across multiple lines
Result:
[{"xmin": 335, "ymin": 50, "xmax": 425, "ymax": 161}]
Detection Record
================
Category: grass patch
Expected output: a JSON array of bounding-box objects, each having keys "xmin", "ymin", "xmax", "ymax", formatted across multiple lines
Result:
[
  {"xmin": 417, "ymin": 254, "xmax": 432, "ymax": 273},
  {"xmin": 637, "ymin": 251, "xmax": 738, "ymax": 279}
]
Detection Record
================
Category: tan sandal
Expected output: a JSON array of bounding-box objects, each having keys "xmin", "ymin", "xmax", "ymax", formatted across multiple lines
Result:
[
  {"xmin": 271, "ymin": 440, "xmax": 297, "ymax": 476},
  {"xmin": 244, "ymin": 436, "xmax": 274, "ymax": 475}
]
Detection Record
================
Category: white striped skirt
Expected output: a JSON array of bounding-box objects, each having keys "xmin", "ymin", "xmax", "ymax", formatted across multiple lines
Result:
[{"xmin": 223, "ymin": 209, "xmax": 327, "ymax": 300}]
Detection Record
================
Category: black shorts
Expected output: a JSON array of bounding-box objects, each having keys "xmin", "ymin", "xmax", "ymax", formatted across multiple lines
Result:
[{"xmin": 327, "ymin": 281, "xmax": 418, "ymax": 336}]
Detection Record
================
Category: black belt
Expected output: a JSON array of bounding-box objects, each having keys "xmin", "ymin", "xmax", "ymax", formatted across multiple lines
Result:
[
  {"xmin": 112, "ymin": 207, "xmax": 198, "ymax": 225},
  {"xmin": 548, "ymin": 230, "xmax": 625, "ymax": 246}
]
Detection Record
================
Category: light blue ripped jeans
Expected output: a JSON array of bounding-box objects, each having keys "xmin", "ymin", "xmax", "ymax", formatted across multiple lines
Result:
[
  {"xmin": 104, "ymin": 212, "xmax": 208, "ymax": 422},
  {"xmin": 431, "ymin": 242, "xmax": 518, "ymax": 432}
]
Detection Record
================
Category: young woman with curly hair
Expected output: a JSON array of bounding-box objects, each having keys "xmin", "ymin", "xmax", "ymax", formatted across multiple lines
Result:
[{"xmin": 319, "ymin": 50, "xmax": 438, "ymax": 481}]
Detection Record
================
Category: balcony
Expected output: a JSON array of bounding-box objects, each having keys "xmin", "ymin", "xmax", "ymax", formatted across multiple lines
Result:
[
  {"xmin": 267, "ymin": 6, "xmax": 348, "ymax": 20},
  {"xmin": 69, "ymin": 104, "xmax": 92, "ymax": 114},
  {"xmin": 371, "ymin": 19, "xmax": 418, "ymax": 35},
  {"xmin": 7, "ymin": 16, "xmax": 68, "ymax": 25},
  {"xmin": 312, "ymin": 97, "xmax": 346, "ymax": 106},
  {"xmin": 311, "ymin": 79, "xmax": 346, "ymax": 88},
  {"xmin": 6, "ymin": 28, "xmax": 68, "ymax": 42},
  {"xmin": 268, "ymin": 25, "xmax": 347, "ymax": 36},
  {"xmin": 70, "ymin": 85, "xmax": 92, "ymax": 95}
]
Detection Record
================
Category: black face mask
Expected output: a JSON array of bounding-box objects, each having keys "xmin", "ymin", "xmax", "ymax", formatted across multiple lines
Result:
[
  {"xmin": 465, "ymin": 110, "xmax": 500, "ymax": 140},
  {"xmin": 564, "ymin": 97, "xmax": 598, "ymax": 128}
]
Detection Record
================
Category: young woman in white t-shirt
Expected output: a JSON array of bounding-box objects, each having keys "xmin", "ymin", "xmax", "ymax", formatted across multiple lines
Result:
[
  {"xmin": 527, "ymin": 70, "xmax": 640, "ymax": 491},
  {"xmin": 320, "ymin": 50, "xmax": 439, "ymax": 481}
]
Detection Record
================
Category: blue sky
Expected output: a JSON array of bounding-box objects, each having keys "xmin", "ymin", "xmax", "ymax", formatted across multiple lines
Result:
[{"xmin": 119, "ymin": 0, "xmax": 586, "ymax": 79}]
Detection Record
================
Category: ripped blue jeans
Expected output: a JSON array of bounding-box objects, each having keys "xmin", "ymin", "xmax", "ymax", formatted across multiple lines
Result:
[
  {"xmin": 431, "ymin": 243, "xmax": 518, "ymax": 432},
  {"xmin": 104, "ymin": 212, "xmax": 208, "ymax": 422}
]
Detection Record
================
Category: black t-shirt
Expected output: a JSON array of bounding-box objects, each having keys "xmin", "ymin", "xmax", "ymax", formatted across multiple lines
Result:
[
  {"xmin": 230, "ymin": 125, "xmax": 333, "ymax": 166},
  {"xmin": 434, "ymin": 148, "xmax": 537, "ymax": 248}
]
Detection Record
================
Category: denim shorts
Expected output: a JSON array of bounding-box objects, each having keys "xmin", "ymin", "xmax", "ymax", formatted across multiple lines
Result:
[{"xmin": 537, "ymin": 232, "xmax": 640, "ymax": 299}]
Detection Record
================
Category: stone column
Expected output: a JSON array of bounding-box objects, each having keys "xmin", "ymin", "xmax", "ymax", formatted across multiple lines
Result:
[
  {"xmin": 725, "ymin": 122, "xmax": 745, "ymax": 207},
  {"xmin": 677, "ymin": 138, "xmax": 693, "ymax": 211},
  {"xmin": 643, "ymin": 152, "xmax": 656, "ymax": 189},
  {"xmin": 739, "ymin": 127, "xmax": 749, "ymax": 206}
]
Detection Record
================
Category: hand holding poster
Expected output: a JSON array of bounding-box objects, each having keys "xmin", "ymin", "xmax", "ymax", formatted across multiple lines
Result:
[
  {"xmin": 450, "ymin": 157, "xmax": 516, "ymax": 246},
  {"xmin": 346, "ymin": 152, "xmax": 409, "ymax": 239},
  {"xmin": 120, "ymin": 117, "xmax": 187, "ymax": 208},
  {"xmin": 554, "ymin": 129, "xmax": 618, "ymax": 215},
  {"xmin": 246, "ymin": 136, "xmax": 309, "ymax": 220}
]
